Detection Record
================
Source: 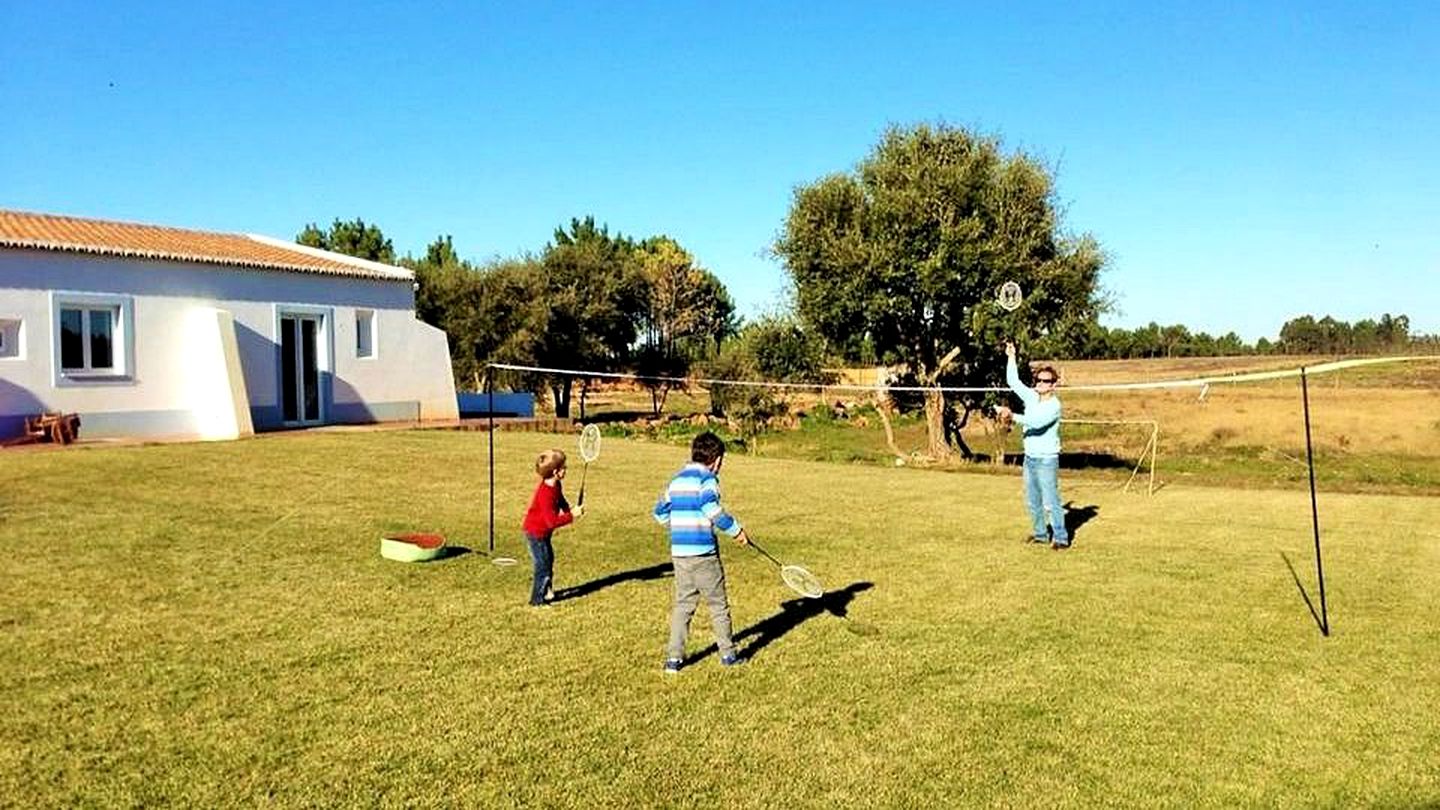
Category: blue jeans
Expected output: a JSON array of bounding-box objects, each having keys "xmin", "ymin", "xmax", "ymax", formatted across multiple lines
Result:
[
  {"xmin": 525, "ymin": 532, "xmax": 554, "ymax": 605},
  {"xmin": 1023, "ymin": 455, "xmax": 1069, "ymax": 546}
]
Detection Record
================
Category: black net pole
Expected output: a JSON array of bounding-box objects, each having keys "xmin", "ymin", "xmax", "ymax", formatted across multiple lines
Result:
[
  {"xmin": 1300, "ymin": 367, "xmax": 1330, "ymax": 636},
  {"xmin": 487, "ymin": 366, "xmax": 495, "ymax": 555}
]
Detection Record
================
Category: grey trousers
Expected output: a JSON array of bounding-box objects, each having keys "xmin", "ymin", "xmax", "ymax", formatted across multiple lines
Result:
[{"xmin": 668, "ymin": 553, "xmax": 734, "ymax": 659}]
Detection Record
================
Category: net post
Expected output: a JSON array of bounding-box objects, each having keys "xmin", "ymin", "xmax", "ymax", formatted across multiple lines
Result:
[
  {"xmin": 487, "ymin": 365, "xmax": 495, "ymax": 555},
  {"xmin": 1301, "ymin": 367, "xmax": 1330, "ymax": 636},
  {"xmin": 1147, "ymin": 423, "xmax": 1158, "ymax": 496}
]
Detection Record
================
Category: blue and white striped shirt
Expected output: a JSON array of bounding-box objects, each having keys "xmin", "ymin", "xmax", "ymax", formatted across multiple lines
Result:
[{"xmin": 653, "ymin": 462, "xmax": 743, "ymax": 557}]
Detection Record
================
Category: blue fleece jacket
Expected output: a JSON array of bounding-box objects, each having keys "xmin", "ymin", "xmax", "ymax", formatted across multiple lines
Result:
[{"xmin": 1006, "ymin": 356, "xmax": 1062, "ymax": 457}]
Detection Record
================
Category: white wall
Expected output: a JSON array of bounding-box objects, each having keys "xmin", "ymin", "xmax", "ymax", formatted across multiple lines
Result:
[{"xmin": 0, "ymin": 249, "xmax": 457, "ymax": 438}]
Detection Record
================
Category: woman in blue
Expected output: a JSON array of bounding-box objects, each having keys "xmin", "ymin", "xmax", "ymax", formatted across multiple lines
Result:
[{"xmin": 997, "ymin": 341, "xmax": 1070, "ymax": 549}]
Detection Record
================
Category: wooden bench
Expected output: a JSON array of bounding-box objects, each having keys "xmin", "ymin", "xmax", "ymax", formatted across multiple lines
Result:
[{"xmin": 22, "ymin": 413, "xmax": 82, "ymax": 445}]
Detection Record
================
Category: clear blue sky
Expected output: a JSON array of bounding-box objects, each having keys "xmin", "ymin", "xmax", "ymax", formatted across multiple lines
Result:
[{"xmin": 4, "ymin": 2, "xmax": 1437, "ymax": 341}]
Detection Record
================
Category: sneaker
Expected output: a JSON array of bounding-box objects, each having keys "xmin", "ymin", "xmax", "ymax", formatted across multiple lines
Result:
[
  {"xmin": 663, "ymin": 658, "xmax": 683, "ymax": 675},
  {"xmin": 1027, "ymin": 536, "xmax": 1048, "ymax": 545},
  {"xmin": 1051, "ymin": 541, "xmax": 1071, "ymax": 551},
  {"xmin": 719, "ymin": 653, "xmax": 743, "ymax": 667}
]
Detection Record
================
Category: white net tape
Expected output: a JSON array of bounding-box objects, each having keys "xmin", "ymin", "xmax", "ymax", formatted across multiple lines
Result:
[{"xmin": 490, "ymin": 356, "xmax": 1435, "ymax": 394}]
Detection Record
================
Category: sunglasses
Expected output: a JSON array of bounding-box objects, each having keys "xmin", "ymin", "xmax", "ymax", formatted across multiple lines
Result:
[{"xmin": 1035, "ymin": 377, "xmax": 1057, "ymax": 385}]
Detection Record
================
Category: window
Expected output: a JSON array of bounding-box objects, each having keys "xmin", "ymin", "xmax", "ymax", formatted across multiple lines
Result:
[
  {"xmin": 60, "ymin": 306, "xmax": 118, "ymax": 371},
  {"xmin": 356, "ymin": 309, "xmax": 375, "ymax": 358},
  {"xmin": 52, "ymin": 293, "xmax": 132, "ymax": 381},
  {"xmin": 0, "ymin": 318, "xmax": 18, "ymax": 359}
]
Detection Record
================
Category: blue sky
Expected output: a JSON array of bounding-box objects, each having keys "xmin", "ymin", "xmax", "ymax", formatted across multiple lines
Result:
[{"xmin": 3, "ymin": 2, "xmax": 1437, "ymax": 341}]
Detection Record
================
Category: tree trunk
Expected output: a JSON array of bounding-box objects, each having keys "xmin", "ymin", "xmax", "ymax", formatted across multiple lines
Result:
[
  {"xmin": 922, "ymin": 389, "xmax": 952, "ymax": 459},
  {"xmin": 551, "ymin": 381, "xmax": 572, "ymax": 419},
  {"xmin": 874, "ymin": 394, "xmax": 907, "ymax": 462},
  {"xmin": 918, "ymin": 346, "xmax": 963, "ymax": 460},
  {"xmin": 947, "ymin": 403, "xmax": 976, "ymax": 460}
]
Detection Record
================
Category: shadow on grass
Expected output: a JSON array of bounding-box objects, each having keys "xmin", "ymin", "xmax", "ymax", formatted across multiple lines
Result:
[
  {"xmin": 978, "ymin": 452, "xmax": 1139, "ymax": 471},
  {"xmin": 1063, "ymin": 451, "xmax": 1140, "ymax": 471},
  {"xmin": 433, "ymin": 545, "xmax": 472, "ymax": 561},
  {"xmin": 1280, "ymin": 552, "xmax": 1326, "ymax": 634},
  {"xmin": 682, "ymin": 581, "xmax": 875, "ymax": 667},
  {"xmin": 552, "ymin": 562, "xmax": 673, "ymax": 602},
  {"xmin": 581, "ymin": 410, "xmax": 663, "ymax": 424},
  {"xmin": 1064, "ymin": 503, "xmax": 1100, "ymax": 543}
]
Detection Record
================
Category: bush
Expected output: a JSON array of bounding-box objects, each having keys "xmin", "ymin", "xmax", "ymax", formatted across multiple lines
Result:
[
  {"xmin": 743, "ymin": 315, "xmax": 832, "ymax": 384},
  {"xmin": 1210, "ymin": 426, "xmax": 1239, "ymax": 443},
  {"xmin": 698, "ymin": 348, "xmax": 782, "ymax": 451}
]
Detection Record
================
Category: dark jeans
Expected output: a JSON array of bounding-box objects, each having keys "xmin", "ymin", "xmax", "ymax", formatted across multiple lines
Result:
[{"xmin": 525, "ymin": 533, "xmax": 553, "ymax": 605}]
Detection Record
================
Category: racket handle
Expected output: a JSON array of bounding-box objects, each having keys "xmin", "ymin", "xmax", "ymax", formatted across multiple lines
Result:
[
  {"xmin": 748, "ymin": 539, "xmax": 783, "ymax": 569},
  {"xmin": 577, "ymin": 487, "xmax": 585, "ymax": 507}
]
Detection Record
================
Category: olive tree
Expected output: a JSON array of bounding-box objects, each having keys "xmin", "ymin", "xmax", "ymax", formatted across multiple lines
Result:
[{"xmin": 774, "ymin": 123, "xmax": 1106, "ymax": 458}]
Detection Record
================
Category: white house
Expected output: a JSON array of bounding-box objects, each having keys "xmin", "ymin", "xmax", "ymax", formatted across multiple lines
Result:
[{"xmin": 0, "ymin": 209, "xmax": 458, "ymax": 442}]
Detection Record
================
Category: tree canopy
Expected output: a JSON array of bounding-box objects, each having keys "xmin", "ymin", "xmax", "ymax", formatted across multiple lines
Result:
[
  {"xmin": 774, "ymin": 122, "xmax": 1106, "ymax": 456},
  {"xmin": 404, "ymin": 236, "xmax": 544, "ymax": 392},
  {"xmin": 396, "ymin": 217, "xmax": 731, "ymax": 419},
  {"xmin": 532, "ymin": 217, "xmax": 650, "ymax": 416},
  {"xmin": 297, "ymin": 218, "xmax": 396, "ymax": 264}
]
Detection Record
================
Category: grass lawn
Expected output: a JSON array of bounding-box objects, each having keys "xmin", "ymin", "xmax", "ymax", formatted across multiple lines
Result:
[{"xmin": 3, "ymin": 429, "xmax": 1438, "ymax": 807}]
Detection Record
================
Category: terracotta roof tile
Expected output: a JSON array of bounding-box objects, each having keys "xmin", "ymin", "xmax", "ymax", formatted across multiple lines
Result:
[{"xmin": 0, "ymin": 209, "xmax": 411, "ymax": 281}]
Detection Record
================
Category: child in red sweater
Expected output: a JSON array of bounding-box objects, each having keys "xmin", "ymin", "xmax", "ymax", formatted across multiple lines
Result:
[{"xmin": 522, "ymin": 449, "xmax": 583, "ymax": 606}]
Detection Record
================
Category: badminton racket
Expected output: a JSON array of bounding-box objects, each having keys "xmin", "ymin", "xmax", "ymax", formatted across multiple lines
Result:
[
  {"xmin": 747, "ymin": 537, "xmax": 824, "ymax": 599},
  {"xmin": 997, "ymin": 280, "xmax": 1024, "ymax": 349},
  {"xmin": 576, "ymin": 423, "xmax": 601, "ymax": 506},
  {"xmin": 997, "ymin": 280, "xmax": 1023, "ymax": 312}
]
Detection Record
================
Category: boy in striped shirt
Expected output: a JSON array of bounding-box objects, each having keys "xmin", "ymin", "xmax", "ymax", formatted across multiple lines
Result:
[{"xmin": 653, "ymin": 431, "xmax": 750, "ymax": 673}]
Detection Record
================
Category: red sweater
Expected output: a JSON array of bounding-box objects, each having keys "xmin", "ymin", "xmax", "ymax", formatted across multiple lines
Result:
[{"xmin": 522, "ymin": 479, "xmax": 573, "ymax": 539}]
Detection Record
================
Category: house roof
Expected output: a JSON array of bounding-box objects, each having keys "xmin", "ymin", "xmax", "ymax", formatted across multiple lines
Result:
[{"xmin": 0, "ymin": 209, "xmax": 413, "ymax": 282}]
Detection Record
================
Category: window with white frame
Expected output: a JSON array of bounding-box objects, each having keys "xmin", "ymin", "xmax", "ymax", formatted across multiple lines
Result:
[
  {"xmin": 356, "ymin": 309, "xmax": 375, "ymax": 358},
  {"xmin": 0, "ymin": 318, "xmax": 20, "ymax": 359},
  {"xmin": 53, "ymin": 294, "xmax": 132, "ymax": 379}
]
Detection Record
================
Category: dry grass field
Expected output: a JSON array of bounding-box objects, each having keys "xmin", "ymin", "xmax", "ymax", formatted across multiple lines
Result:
[{"xmin": 1058, "ymin": 356, "xmax": 1440, "ymax": 477}]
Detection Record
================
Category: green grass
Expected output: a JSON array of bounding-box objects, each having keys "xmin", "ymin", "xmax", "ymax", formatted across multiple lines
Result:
[{"xmin": 3, "ymin": 430, "xmax": 1439, "ymax": 807}]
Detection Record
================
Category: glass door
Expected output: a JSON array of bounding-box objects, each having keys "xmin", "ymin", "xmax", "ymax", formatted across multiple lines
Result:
[{"xmin": 280, "ymin": 314, "xmax": 323, "ymax": 425}]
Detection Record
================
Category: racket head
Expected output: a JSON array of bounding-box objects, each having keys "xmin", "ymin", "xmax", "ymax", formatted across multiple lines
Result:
[
  {"xmin": 578, "ymin": 423, "xmax": 601, "ymax": 463},
  {"xmin": 997, "ymin": 280, "xmax": 1023, "ymax": 312},
  {"xmin": 780, "ymin": 565, "xmax": 824, "ymax": 599}
]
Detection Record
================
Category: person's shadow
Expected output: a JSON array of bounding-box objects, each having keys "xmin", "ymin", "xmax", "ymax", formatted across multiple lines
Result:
[
  {"xmin": 682, "ymin": 581, "xmax": 875, "ymax": 667},
  {"xmin": 552, "ymin": 562, "xmax": 673, "ymax": 602},
  {"xmin": 1064, "ymin": 502, "xmax": 1100, "ymax": 545}
]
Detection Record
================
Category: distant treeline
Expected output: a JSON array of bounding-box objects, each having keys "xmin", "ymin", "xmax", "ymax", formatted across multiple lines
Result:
[{"xmin": 1041, "ymin": 313, "xmax": 1439, "ymax": 360}]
